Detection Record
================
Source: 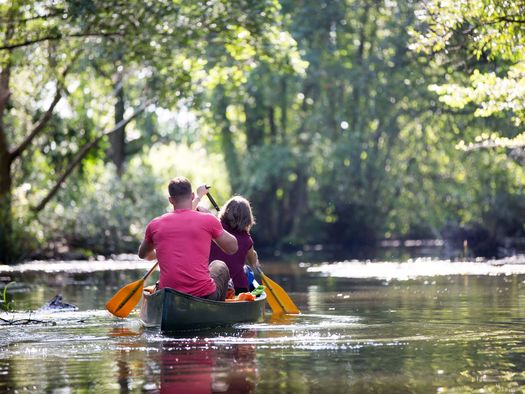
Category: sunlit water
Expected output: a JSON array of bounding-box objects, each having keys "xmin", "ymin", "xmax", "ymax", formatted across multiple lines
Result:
[{"xmin": 1, "ymin": 257, "xmax": 525, "ymax": 393}]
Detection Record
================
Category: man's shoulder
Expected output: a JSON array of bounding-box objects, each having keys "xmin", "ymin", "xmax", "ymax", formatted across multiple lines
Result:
[
  {"xmin": 150, "ymin": 210, "xmax": 220, "ymax": 226},
  {"xmin": 148, "ymin": 212, "xmax": 172, "ymax": 225},
  {"xmin": 196, "ymin": 211, "xmax": 221, "ymax": 225},
  {"xmin": 191, "ymin": 209, "xmax": 217, "ymax": 219}
]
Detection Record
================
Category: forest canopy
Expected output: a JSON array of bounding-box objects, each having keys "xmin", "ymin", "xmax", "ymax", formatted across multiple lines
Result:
[{"xmin": 0, "ymin": 0, "xmax": 524, "ymax": 263}]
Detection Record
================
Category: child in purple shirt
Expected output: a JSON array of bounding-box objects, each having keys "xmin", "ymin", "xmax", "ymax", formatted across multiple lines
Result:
[{"xmin": 209, "ymin": 196, "xmax": 261, "ymax": 294}]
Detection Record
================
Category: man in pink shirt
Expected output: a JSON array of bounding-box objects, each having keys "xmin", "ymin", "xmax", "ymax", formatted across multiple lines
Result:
[{"xmin": 138, "ymin": 177, "xmax": 238, "ymax": 300}]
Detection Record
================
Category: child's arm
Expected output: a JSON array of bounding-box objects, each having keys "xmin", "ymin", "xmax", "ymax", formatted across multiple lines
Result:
[
  {"xmin": 192, "ymin": 184, "xmax": 209, "ymax": 210},
  {"xmin": 246, "ymin": 247, "xmax": 261, "ymax": 269}
]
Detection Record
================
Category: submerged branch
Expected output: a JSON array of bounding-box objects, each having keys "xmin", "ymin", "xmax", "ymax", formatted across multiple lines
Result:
[{"xmin": 0, "ymin": 317, "xmax": 50, "ymax": 325}]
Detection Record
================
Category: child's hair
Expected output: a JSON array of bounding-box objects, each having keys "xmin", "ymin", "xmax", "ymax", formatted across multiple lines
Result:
[{"xmin": 218, "ymin": 196, "xmax": 256, "ymax": 232}]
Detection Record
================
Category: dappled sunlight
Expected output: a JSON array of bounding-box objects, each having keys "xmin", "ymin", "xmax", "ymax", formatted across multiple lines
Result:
[
  {"xmin": 0, "ymin": 257, "xmax": 150, "ymax": 273},
  {"xmin": 144, "ymin": 142, "xmax": 231, "ymax": 204}
]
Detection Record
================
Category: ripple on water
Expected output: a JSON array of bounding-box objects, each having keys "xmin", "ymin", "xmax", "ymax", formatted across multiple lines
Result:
[{"xmin": 2, "ymin": 259, "xmax": 525, "ymax": 393}]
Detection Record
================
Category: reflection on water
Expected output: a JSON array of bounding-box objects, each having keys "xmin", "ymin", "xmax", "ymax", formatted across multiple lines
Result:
[
  {"xmin": 154, "ymin": 332, "xmax": 258, "ymax": 394},
  {"xmin": 1, "ymin": 258, "xmax": 525, "ymax": 392}
]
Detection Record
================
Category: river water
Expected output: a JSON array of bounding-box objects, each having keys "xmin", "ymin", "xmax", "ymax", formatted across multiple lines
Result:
[{"xmin": 1, "ymin": 256, "xmax": 525, "ymax": 393}]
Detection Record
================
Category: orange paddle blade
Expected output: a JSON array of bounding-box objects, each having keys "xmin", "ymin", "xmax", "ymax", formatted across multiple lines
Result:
[
  {"xmin": 106, "ymin": 279, "xmax": 145, "ymax": 318},
  {"xmin": 260, "ymin": 271, "xmax": 300, "ymax": 315},
  {"xmin": 261, "ymin": 275, "xmax": 285, "ymax": 314}
]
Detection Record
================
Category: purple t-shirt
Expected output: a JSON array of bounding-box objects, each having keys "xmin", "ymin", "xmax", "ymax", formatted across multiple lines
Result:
[{"xmin": 209, "ymin": 228, "xmax": 253, "ymax": 290}]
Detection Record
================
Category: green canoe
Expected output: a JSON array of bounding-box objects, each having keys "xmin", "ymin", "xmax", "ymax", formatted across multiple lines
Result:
[{"xmin": 139, "ymin": 288, "xmax": 267, "ymax": 332}]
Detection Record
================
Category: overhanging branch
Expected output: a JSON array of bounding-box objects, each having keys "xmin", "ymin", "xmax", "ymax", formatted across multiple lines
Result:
[
  {"xmin": 9, "ymin": 52, "xmax": 81, "ymax": 163},
  {"xmin": 9, "ymin": 91, "xmax": 62, "ymax": 163},
  {"xmin": 0, "ymin": 31, "xmax": 124, "ymax": 51},
  {"xmin": 32, "ymin": 100, "xmax": 153, "ymax": 213}
]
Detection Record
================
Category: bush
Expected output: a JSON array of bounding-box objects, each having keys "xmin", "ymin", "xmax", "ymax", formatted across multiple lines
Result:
[
  {"xmin": 38, "ymin": 162, "xmax": 166, "ymax": 256},
  {"xmin": 34, "ymin": 143, "xmax": 230, "ymax": 258}
]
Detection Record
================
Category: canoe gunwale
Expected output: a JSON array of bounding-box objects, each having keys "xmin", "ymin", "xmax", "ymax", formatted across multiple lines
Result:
[{"xmin": 162, "ymin": 288, "xmax": 266, "ymax": 306}]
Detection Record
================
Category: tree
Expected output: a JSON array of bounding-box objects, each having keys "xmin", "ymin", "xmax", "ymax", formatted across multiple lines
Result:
[
  {"xmin": 0, "ymin": 0, "xmax": 286, "ymax": 263},
  {"xmin": 200, "ymin": 0, "xmax": 525, "ymax": 255},
  {"xmin": 410, "ymin": 0, "xmax": 525, "ymax": 152},
  {"xmin": 229, "ymin": 0, "xmax": 442, "ymax": 245}
]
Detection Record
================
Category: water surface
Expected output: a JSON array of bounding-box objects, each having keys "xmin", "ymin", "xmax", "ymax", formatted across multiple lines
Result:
[{"xmin": 1, "ymin": 257, "xmax": 525, "ymax": 393}]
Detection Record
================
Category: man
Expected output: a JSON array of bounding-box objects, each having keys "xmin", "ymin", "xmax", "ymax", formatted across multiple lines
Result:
[{"xmin": 138, "ymin": 177, "xmax": 238, "ymax": 301}]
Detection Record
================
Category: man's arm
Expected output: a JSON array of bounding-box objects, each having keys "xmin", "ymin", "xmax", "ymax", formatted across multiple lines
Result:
[
  {"xmin": 213, "ymin": 230, "xmax": 238, "ymax": 255},
  {"xmin": 138, "ymin": 238, "xmax": 156, "ymax": 260}
]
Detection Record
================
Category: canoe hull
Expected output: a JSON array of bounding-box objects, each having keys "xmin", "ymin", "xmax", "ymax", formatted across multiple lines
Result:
[{"xmin": 140, "ymin": 288, "xmax": 266, "ymax": 332}]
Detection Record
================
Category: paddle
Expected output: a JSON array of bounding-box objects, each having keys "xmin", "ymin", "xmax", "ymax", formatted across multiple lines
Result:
[
  {"xmin": 256, "ymin": 267, "xmax": 300, "ymax": 314},
  {"xmin": 106, "ymin": 262, "xmax": 159, "ymax": 318},
  {"xmin": 206, "ymin": 190, "xmax": 300, "ymax": 315},
  {"xmin": 204, "ymin": 184, "xmax": 220, "ymax": 211}
]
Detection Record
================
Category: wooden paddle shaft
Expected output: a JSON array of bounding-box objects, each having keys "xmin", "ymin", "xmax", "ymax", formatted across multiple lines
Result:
[
  {"xmin": 205, "ymin": 186, "xmax": 221, "ymax": 211},
  {"xmin": 142, "ymin": 262, "xmax": 159, "ymax": 281}
]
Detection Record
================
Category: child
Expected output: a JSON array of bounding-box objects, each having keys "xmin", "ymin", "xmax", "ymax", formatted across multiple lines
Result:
[{"xmin": 209, "ymin": 196, "xmax": 260, "ymax": 294}]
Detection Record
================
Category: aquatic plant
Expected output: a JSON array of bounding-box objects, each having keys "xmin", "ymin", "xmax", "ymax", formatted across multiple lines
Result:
[{"xmin": 1, "ymin": 282, "xmax": 16, "ymax": 312}]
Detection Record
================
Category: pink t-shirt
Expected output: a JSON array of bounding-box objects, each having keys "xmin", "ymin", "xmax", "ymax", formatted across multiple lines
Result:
[{"xmin": 145, "ymin": 209, "xmax": 224, "ymax": 297}]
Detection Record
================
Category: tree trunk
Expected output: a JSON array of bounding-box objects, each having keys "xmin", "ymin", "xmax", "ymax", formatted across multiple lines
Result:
[
  {"xmin": 350, "ymin": 2, "xmax": 371, "ymax": 133},
  {"xmin": 110, "ymin": 70, "xmax": 126, "ymax": 177},
  {"xmin": 214, "ymin": 86, "xmax": 241, "ymax": 191},
  {"xmin": 0, "ymin": 51, "xmax": 12, "ymax": 263},
  {"xmin": 290, "ymin": 165, "xmax": 309, "ymax": 238},
  {"xmin": 244, "ymin": 90, "xmax": 265, "ymax": 147},
  {"xmin": 280, "ymin": 76, "xmax": 287, "ymax": 141},
  {"xmin": 268, "ymin": 106, "xmax": 277, "ymax": 143},
  {"xmin": 0, "ymin": 126, "xmax": 12, "ymax": 264}
]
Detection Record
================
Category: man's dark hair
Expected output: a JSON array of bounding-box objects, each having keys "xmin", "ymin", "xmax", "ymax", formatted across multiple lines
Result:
[{"xmin": 168, "ymin": 177, "xmax": 192, "ymax": 201}]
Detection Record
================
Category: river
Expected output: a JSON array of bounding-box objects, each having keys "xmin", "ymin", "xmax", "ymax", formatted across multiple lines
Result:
[{"xmin": 1, "ymin": 256, "xmax": 525, "ymax": 393}]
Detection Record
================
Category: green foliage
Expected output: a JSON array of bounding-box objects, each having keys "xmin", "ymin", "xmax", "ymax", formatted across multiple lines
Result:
[
  {"xmin": 35, "ymin": 161, "xmax": 162, "ymax": 255},
  {"xmin": 0, "ymin": 0, "xmax": 295, "ymax": 262},
  {"xmin": 409, "ymin": 0, "xmax": 525, "ymax": 62},
  {"xmin": 30, "ymin": 144, "xmax": 231, "ymax": 255},
  {"xmin": 410, "ymin": 0, "xmax": 525, "ymax": 150},
  {"xmin": 1, "ymin": 0, "xmax": 524, "ymax": 260},
  {"xmin": 197, "ymin": 0, "xmax": 525, "ymax": 254}
]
